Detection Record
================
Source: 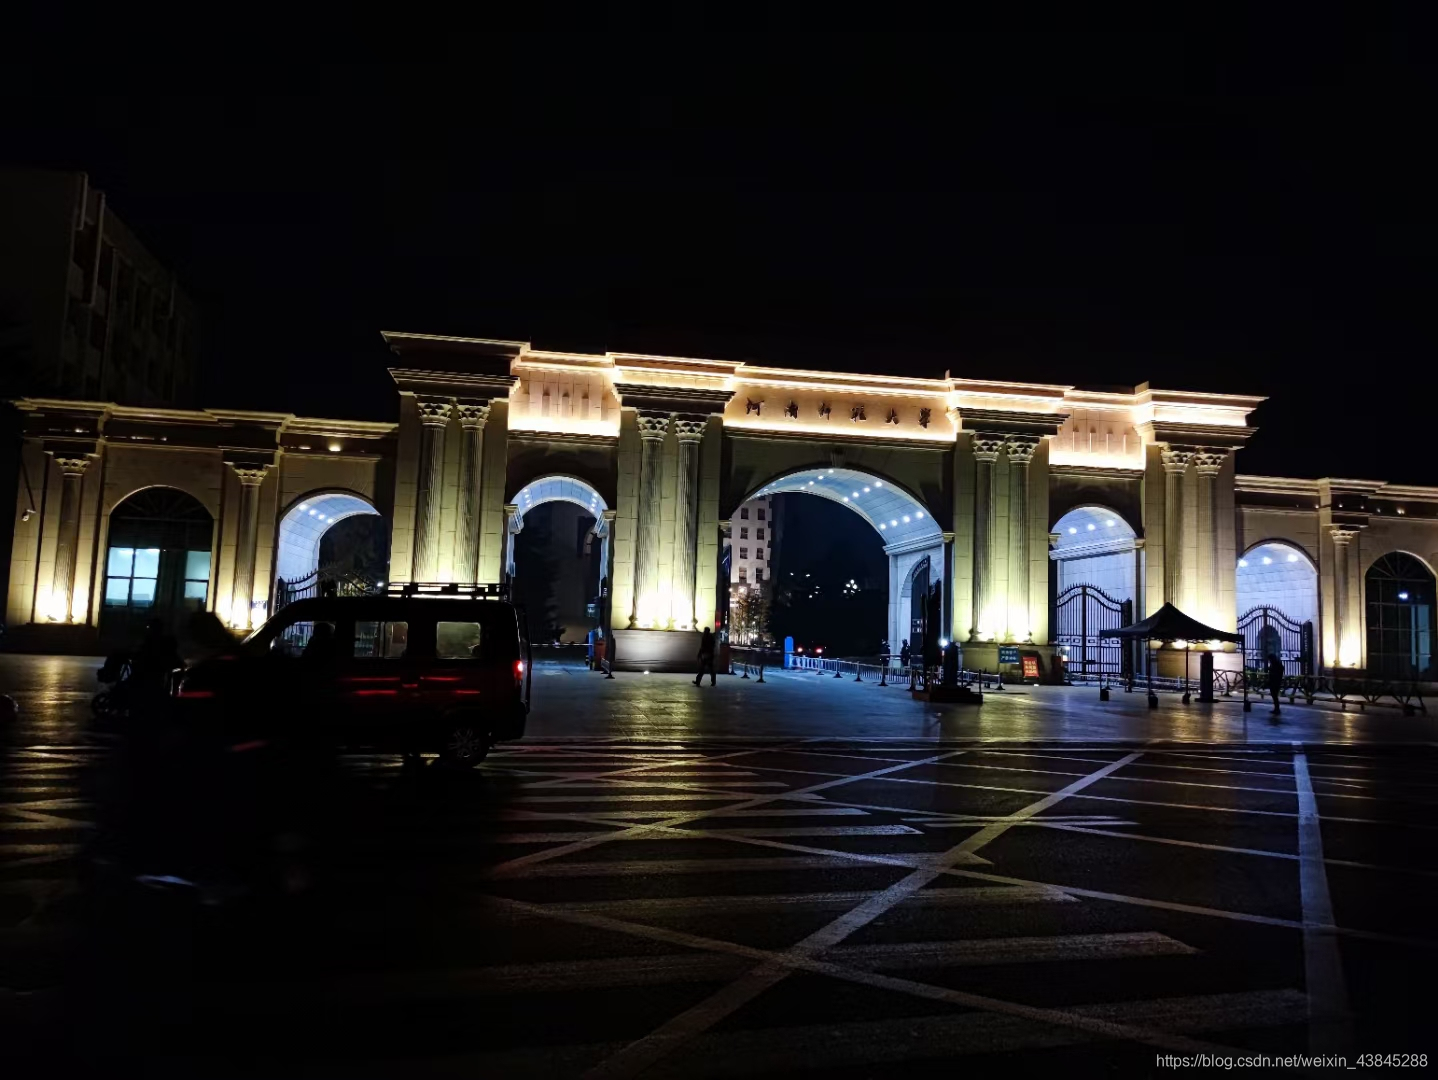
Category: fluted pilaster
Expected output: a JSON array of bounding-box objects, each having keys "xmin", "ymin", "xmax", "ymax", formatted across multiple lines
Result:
[
  {"xmin": 49, "ymin": 456, "xmax": 89, "ymax": 622},
  {"xmin": 454, "ymin": 400, "xmax": 490, "ymax": 584},
  {"xmin": 673, "ymin": 418, "xmax": 706, "ymax": 629},
  {"xmin": 1161, "ymin": 447, "xmax": 1194, "ymax": 606},
  {"xmin": 229, "ymin": 465, "xmax": 269, "ymax": 629},
  {"xmin": 632, "ymin": 411, "xmax": 670, "ymax": 627},
  {"xmin": 412, "ymin": 396, "xmax": 451, "ymax": 582},
  {"xmin": 1331, "ymin": 527, "xmax": 1357, "ymax": 668},
  {"xmin": 1006, "ymin": 438, "xmax": 1038, "ymax": 641},
  {"xmin": 970, "ymin": 435, "xmax": 1005, "ymax": 640},
  {"xmin": 1193, "ymin": 449, "xmax": 1226, "ymax": 621}
]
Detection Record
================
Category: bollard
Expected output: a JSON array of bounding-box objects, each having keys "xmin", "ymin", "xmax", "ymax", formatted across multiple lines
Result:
[
  {"xmin": 995, "ymin": 670, "xmax": 1005, "ymax": 692},
  {"xmin": 604, "ymin": 661, "xmax": 614, "ymax": 680},
  {"xmin": 1147, "ymin": 691, "xmax": 1159, "ymax": 708},
  {"xmin": 757, "ymin": 662, "xmax": 765, "ymax": 684},
  {"xmin": 741, "ymin": 663, "xmax": 750, "ymax": 680},
  {"xmin": 1099, "ymin": 683, "xmax": 1110, "ymax": 702},
  {"xmin": 833, "ymin": 663, "xmax": 843, "ymax": 679},
  {"xmin": 1181, "ymin": 689, "xmax": 1191, "ymax": 705},
  {"xmin": 854, "ymin": 666, "xmax": 862, "ymax": 683}
]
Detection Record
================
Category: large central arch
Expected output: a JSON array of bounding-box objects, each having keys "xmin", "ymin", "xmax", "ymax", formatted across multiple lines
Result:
[
  {"xmin": 749, "ymin": 466, "xmax": 945, "ymax": 655},
  {"xmin": 507, "ymin": 475, "xmax": 610, "ymax": 642}
]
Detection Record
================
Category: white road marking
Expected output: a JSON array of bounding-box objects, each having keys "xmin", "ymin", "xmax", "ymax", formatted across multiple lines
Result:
[
  {"xmin": 544, "ymin": 885, "xmax": 1074, "ymax": 917},
  {"xmin": 209, "ymin": 932, "xmax": 1190, "ymax": 1006},
  {"xmin": 489, "ymin": 824, "xmax": 923, "ymax": 843},
  {"xmin": 491, "ymin": 892, "xmax": 1246, "ymax": 1070},
  {"xmin": 485, "ymin": 749, "xmax": 967, "ymax": 878},
  {"xmin": 580, "ymin": 751, "xmax": 1144, "ymax": 1078},
  {"xmin": 517, "ymin": 856, "xmax": 891, "ymax": 878},
  {"xmin": 1293, "ymin": 749, "xmax": 1353, "ymax": 1053},
  {"xmin": 504, "ymin": 807, "xmax": 869, "ymax": 822}
]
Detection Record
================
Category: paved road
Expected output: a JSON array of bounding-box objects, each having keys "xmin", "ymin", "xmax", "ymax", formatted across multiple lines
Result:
[
  {"xmin": 4, "ymin": 705, "xmax": 1438, "ymax": 1072},
  {"xmin": 5, "ymin": 653, "xmax": 1436, "ymax": 747}
]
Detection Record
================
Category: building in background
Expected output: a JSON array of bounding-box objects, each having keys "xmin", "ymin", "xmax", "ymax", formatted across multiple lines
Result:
[
  {"xmin": 725, "ymin": 496, "xmax": 773, "ymax": 589},
  {"xmin": 0, "ymin": 169, "xmax": 199, "ymax": 407}
]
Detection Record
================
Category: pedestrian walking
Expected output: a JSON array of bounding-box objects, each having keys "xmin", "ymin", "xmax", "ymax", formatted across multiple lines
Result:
[
  {"xmin": 1266, "ymin": 653, "xmax": 1285, "ymax": 715},
  {"xmin": 899, "ymin": 640, "xmax": 912, "ymax": 668},
  {"xmin": 694, "ymin": 627, "xmax": 717, "ymax": 687}
]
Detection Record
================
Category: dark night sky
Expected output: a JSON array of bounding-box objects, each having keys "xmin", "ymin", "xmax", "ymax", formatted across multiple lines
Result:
[{"xmin": 4, "ymin": 36, "xmax": 1433, "ymax": 482}]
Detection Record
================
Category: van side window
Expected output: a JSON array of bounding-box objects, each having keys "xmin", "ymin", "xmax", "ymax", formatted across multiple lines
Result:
[
  {"xmin": 437, "ymin": 621, "xmax": 483, "ymax": 659},
  {"xmin": 355, "ymin": 621, "xmax": 409, "ymax": 658}
]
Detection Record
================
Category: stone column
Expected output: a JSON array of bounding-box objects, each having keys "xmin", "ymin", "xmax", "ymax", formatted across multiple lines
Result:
[
  {"xmin": 597, "ymin": 509, "xmax": 617, "ymax": 639},
  {"xmin": 411, "ymin": 396, "xmax": 452, "ymax": 583},
  {"xmin": 451, "ymin": 401, "xmax": 490, "ymax": 584},
  {"xmin": 502, "ymin": 504, "xmax": 522, "ymax": 582},
  {"xmin": 1193, "ymin": 449, "xmax": 1226, "ymax": 623},
  {"xmin": 969, "ymin": 435, "xmax": 1005, "ymax": 640},
  {"xmin": 672, "ymin": 418, "xmax": 706, "ymax": 630},
  {"xmin": 632, "ymin": 411, "xmax": 670, "ymax": 627},
  {"xmin": 1330, "ymin": 527, "xmax": 1355, "ymax": 668},
  {"xmin": 1161, "ymin": 447, "xmax": 1194, "ymax": 606},
  {"xmin": 49, "ymin": 456, "xmax": 90, "ymax": 622},
  {"xmin": 229, "ymin": 465, "xmax": 269, "ymax": 629},
  {"xmin": 1132, "ymin": 538, "xmax": 1146, "ymax": 622},
  {"xmin": 1006, "ymin": 438, "xmax": 1038, "ymax": 642},
  {"xmin": 941, "ymin": 532, "xmax": 956, "ymax": 643}
]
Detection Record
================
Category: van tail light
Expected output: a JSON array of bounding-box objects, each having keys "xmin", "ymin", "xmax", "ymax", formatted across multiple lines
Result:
[{"xmin": 514, "ymin": 659, "xmax": 525, "ymax": 685}]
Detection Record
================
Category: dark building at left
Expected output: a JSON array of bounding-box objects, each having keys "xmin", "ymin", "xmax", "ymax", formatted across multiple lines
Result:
[{"xmin": 0, "ymin": 168, "xmax": 199, "ymax": 406}]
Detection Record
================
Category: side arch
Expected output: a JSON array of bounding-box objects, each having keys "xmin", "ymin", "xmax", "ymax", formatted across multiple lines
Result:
[
  {"xmin": 1363, "ymin": 550, "xmax": 1437, "ymax": 680},
  {"xmin": 273, "ymin": 490, "xmax": 383, "ymax": 598}
]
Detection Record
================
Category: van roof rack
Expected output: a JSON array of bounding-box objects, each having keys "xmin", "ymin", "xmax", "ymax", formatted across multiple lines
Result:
[{"xmin": 386, "ymin": 581, "xmax": 511, "ymax": 600}]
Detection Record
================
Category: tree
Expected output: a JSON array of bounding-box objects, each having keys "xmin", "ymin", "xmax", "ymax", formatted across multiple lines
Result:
[{"xmin": 729, "ymin": 585, "xmax": 772, "ymax": 646}]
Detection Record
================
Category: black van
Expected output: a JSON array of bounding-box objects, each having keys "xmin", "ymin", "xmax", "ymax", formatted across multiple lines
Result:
[{"xmin": 176, "ymin": 584, "xmax": 531, "ymax": 765}]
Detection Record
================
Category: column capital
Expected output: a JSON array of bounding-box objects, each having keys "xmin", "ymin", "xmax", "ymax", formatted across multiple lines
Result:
[
  {"xmin": 1161, "ymin": 447, "xmax": 1195, "ymax": 474},
  {"xmin": 230, "ymin": 464, "xmax": 269, "ymax": 487},
  {"xmin": 972, "ymin": 434, "xmax": 1006, "ymax": 461},
  {"xmin": 941, "ymin": 531, "xmax": 956, "ymax": 544},
  {"xmin": 1005, "ymin": 437, "xmax": 1039, "ymax": 465},
  {"xmin": 1047, "ymin": 532, "xmax": 1062, "ymax": 549},
  {"xmin": 52, "ymin": 455, "xmax": 90, "ymax": 477},
  {"xmin": 719, "ymin": 520, "xmax": 732, "ymax": 537},
  {"xmin": 674, "ymin": 417, "xmax": 706, "ymax": 442},
  {"xmin": 601, "ymin": 508, "xmax": 618, "ymax": 522},
  {"xmin": 1329, "ymin": 526, "xmax": 1360, "ymax": 546},
  {"xmin": 1192, "ymin": 448, "xmax": 1227, "ymax": 475},
  {"xmin": 455, "ymin": 400, "xmax": 491, "ymax": 429},
  {"xmin": 416, "ymin": 396, "xmax": 453, "ymax": 427},
  {"xmin": 636, "ymin": 412, "xmax": 671, "ymax": 440},
  {"xmin": 1134, "ymin": 537, "xmax": 1146, "ymax": 550}
]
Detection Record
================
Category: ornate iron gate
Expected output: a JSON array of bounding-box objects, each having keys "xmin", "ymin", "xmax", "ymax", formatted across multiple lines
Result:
[
  {"xmin": 909, "ymin": 559, "xmax": 930, "ymax": 664},
  {"xmin": 1054, "ymin": 585, "xmax": 1133, "ymax": 678},
  {"xmin": 1237, "ymin": 606, "xmax": 1313, "ymax": 676}
]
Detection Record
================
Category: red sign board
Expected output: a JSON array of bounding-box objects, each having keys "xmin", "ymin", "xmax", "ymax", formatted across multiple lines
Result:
[{"xmin": 1021, "ymin": 656, "xmax": 1040, "ymax": 681}]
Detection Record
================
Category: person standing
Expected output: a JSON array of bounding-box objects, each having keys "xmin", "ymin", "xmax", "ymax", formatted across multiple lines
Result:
[
  {"xmin": 1266, "ymin": 653, "xmax": 1285, "ymax": 714},
  {"xmin": 694, "ymin": 628, "xmax": 717, "ymax": 687},
  {"xmin": 899, "ymin": 640, "xmax": 912, "ymax": 668}
]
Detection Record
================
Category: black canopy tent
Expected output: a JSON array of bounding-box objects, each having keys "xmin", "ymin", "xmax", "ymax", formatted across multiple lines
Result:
[{"xmin": 1109, "ymin": 603, "xmax": 1244, "ymax": 708}]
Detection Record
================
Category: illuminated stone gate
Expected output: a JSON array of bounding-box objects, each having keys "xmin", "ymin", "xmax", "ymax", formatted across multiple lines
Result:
[{"xmin": 8, "ymin": 332, "xmax": 1438, "ymax": 679}]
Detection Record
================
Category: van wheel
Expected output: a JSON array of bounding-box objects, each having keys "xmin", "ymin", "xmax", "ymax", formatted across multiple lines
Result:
[{"xmin": 441, "ymin": 726, "xmax": 488, "ymax": 767}]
